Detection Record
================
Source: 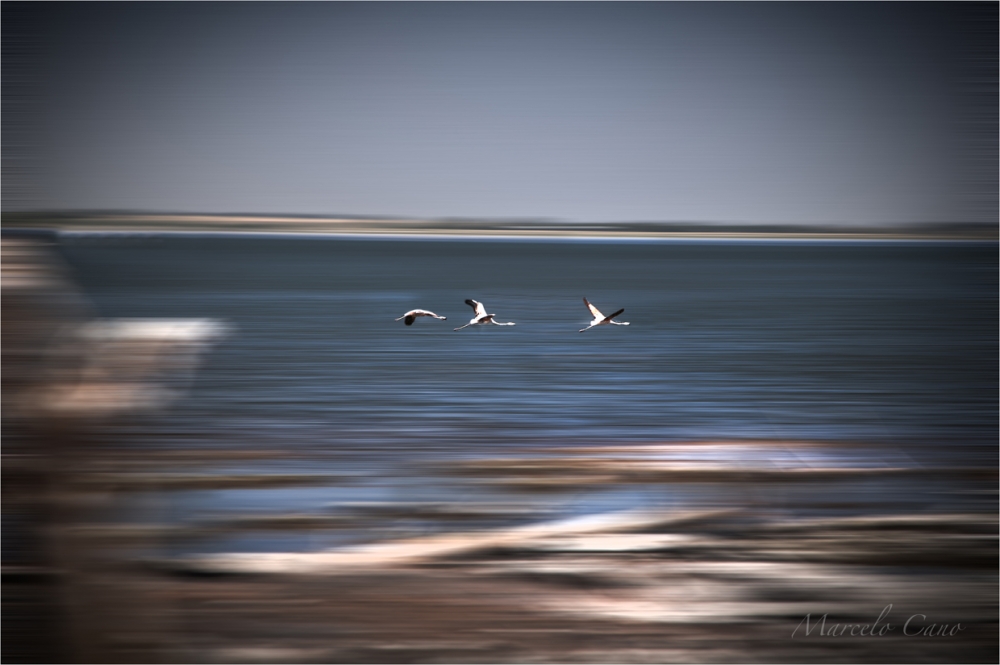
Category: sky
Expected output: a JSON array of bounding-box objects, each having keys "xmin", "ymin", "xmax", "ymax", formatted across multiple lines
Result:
[{"xmin": 2, "ymin": 2, "xmax": 997, "ymax": 226}]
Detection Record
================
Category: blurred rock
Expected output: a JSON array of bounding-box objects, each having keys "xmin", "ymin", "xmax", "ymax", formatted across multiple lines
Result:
[{"xmin": 2, "ymin": 232, "xmax": 228, "ymax": 663}]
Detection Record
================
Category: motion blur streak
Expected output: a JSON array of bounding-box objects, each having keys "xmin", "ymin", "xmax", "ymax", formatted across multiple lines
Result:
[{"xmin": 3, "ymin": 231, "xmax": 996, "ymax": 663}]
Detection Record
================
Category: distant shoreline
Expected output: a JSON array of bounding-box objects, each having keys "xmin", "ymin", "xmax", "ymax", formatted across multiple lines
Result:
[
  {"xmin": 3, "ymin": 213, "xmax": 996, "ymax": 242},
  {"xmin": 44, "ymin": 231, "xmax": 999, "ymax": 246}
]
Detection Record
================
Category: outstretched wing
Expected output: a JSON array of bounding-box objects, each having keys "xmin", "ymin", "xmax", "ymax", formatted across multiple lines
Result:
[
  {"xmin": 583, "ymin": 297, "xmax": 604, "ymax": 320},
  {"xmin": 465, "ymin": 299, "xmax": 487, "ymax": 318},
  {"xmin": 603, "ymin": 308, "xmax": 625, "ymax": 323}
]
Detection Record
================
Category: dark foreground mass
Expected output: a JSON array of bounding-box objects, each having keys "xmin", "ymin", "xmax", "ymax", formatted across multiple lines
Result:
[{"xmin": 4, "ymin": 442, "xmax": 997, "ymax": 664}]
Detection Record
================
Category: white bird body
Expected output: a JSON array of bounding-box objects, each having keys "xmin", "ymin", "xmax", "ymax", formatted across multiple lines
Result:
[
  {"xmin": 453, "ymin": 299, "xmax": 516, "ymax": 331},
  {"xmin": 395, "ymin": 309, "xmax": 447, "ymax": 326},
  {"xmin": 579, "ymin": 298, "xmax": 629, "ymax": 332}
]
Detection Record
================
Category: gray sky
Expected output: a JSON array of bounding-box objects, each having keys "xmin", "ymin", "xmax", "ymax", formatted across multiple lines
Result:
[{"xmin": 3, "ymin": 2, "xmax": 996, "ymax": 225}]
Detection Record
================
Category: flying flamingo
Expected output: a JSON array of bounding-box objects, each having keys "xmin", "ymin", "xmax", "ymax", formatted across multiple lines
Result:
[
  {"xmin": 453, "ymin": 299, "xmax": 516, "ymax": 331},
  {"xmin": 395, "ymin": 309, "xmax": 447, "ymax": 326},
  {"xmin": 579, "ymin": 297, "xmax": 629, "ymax": 332}
]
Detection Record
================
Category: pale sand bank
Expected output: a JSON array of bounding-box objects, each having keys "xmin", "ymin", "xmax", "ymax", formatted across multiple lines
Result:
[{"xmin": 4, "ymin": 213, "xmax": 996, "ymax": 241}]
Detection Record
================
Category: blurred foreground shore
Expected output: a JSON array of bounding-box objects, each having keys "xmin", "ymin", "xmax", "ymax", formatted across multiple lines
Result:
[{"xmin": 5, "ymin": 440, "xmax": 997, "ymax": 663}]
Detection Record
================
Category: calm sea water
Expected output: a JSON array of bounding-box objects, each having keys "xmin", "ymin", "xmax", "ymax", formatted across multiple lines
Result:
[{"xmin": 52, "ymin": 233, "xmax": 997, "ymax": 551}]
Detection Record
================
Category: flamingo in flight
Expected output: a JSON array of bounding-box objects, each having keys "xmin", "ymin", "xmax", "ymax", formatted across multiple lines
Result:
[
  {"xmin": 579, "ymin": 297, "xmax": 629, "ymax": 332},
  {"xmin": 453, "ymin": 299, "xmax": 516, "ymax": 331},
  {"xmin": 395, "ymin": 309, "xmax": 447, "ymax": 326}
]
